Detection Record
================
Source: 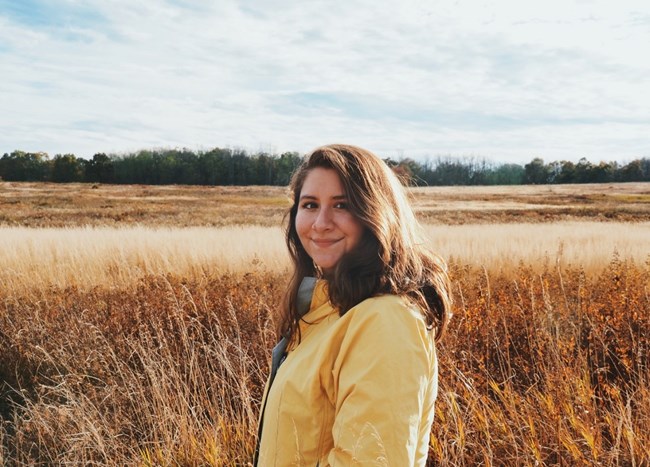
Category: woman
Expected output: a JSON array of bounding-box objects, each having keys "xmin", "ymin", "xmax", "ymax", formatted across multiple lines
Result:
[{"xmin": 255, "ymin": 144, "xmax": 452, "ymax": 466}]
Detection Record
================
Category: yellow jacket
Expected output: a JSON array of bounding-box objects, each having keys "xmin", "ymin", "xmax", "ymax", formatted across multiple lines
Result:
[{"xmin": 256, "ymin": 280, "xmax": 438, "ymax": 466}]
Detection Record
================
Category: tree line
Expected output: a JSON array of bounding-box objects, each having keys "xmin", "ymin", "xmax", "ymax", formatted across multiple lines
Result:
[{"xmin": 1, "ymin": 148, "xmax": 649, "ymax": 186}]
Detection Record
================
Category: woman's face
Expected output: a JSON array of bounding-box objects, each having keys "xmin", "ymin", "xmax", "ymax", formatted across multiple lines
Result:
[{"xmin": 295, "ymin": 167, "xmax": 365, "ymax": 275}]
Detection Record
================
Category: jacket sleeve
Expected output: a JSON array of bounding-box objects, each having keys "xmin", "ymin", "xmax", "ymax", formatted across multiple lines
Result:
[{"xmin": 324, "ymin": 298, "xmax": 436, "ymax": 466}]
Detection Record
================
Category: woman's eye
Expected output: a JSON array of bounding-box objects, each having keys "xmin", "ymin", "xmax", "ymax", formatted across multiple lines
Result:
[
  {"xmin": 334, "ymin": 202, "xmax": 349, "ymax": 209},
  {"xmin": 301, "ymin": 202, "xmax": 317, "ymax": 209}
]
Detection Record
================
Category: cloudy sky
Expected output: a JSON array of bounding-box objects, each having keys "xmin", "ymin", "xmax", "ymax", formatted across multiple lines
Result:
[{"xmin": 1, "ymin": 0, "xmax": 649, "ymax": 164}]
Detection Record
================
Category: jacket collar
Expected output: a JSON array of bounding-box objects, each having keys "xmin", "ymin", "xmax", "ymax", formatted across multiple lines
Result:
[
  {"xmin": 309, "ymin": 279, "xmax": 329, "ymax": 313},
  {"xmin": 295, "ymin": 279, "xmax": 333, "ymax": 341}
]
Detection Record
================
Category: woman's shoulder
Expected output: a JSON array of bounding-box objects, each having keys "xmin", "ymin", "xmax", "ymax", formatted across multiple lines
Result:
[
  {"xmin": 337, "ymin": 293, "xmax": 436, "ymax": 363},
  {"xmin": 353, "ymin": 292, "xmax": 415, "ymax": 312},
  {"xmin": 346, "ymin": 293, "xmax": 428, "ymax": 332}
]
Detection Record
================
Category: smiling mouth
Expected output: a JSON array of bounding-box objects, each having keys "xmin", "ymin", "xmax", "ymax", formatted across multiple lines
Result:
[{"xmin": 312, "ymin": 238, "xmax": 341, "ymax": 247}]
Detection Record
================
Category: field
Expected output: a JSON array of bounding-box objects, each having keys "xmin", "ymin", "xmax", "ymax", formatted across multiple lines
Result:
[
  {"xmin": 1, "ymin": 181, "xmax": 649, "ymax": 465},
  {"xmin": 1, "ymin": 181, "xmax": 649, "ymax": 227}
]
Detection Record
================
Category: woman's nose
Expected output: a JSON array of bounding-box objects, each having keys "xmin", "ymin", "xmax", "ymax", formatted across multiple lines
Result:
[{"xmin": 312, "ymin": 207, "xmax": 333, "ymax": 231}]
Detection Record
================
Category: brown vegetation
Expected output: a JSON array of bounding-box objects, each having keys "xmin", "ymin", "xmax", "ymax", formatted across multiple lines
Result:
[
  {"xmin": 0, "ymin": 183, "xmax": 289, "ymax": 227},
  {"xmin": 1, "ymin": 181, "xmax": 649, "ymax": 227},
  {"xmin": 411, "ymin": 182, "xmax": 650, "ymax": 224},
  {"xmin": 1, "ymin": 181, "xmax": 649, "ymax": 465},
  {"xmin": 1, "ymin": 260, "xmax": 648, "ymax": 465}
]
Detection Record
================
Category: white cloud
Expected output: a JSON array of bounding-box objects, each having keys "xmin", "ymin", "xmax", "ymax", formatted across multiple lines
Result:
[{"xmin": 0, "ymin": 0, "xmax": 648, "ymax": 163}]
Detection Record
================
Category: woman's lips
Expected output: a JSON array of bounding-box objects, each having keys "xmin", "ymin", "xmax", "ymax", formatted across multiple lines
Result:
[{"xmin": 311, "ymin": 238, "xmax": 341, "ymax": 247}]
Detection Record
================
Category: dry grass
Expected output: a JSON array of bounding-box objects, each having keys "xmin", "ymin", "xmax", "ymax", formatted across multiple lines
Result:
[
  {"xmin": 424, "ymin": 222, "xmax": 650, "ymax": 274},
  {"xmin": 2, "ymin": 181, "xmax": 649, "ymax": 227},
  {"xmin": 0, "ymin": 226, "xmax": 288, "ymax": 295},
  {"xmin": 434, "ymin": 257, "xmax": 650, "ymax": 466},
  {"xmin": 0, "ymin": 273, "xmax": 281, "ymax": 465},
  {"xmin": 1, "ymin": 261, "xmax": 649, "ymax": 465},
  {"xmin": 0, "ymin": 182, "xmax": 290, "ymax": 227},
  {"xmin": 1, "ymin": 222, "xmax": 649, "ymax": 296},
  {"xmin": 1, "ymin": 181, "xmax": 650, "ymax": 465},
  {"xmin": 412, "ymin": 182, "xmax": 650, "ymax": 224}
]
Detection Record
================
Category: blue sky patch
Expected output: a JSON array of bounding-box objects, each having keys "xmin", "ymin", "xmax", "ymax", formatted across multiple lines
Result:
[{"xmin": 0, "ymin": 0, "xmax": 108, "ymax": 31}]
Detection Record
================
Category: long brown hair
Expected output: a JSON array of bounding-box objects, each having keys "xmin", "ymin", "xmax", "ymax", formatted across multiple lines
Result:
[{"xmin": 282, "ymin": 144, "xmax": 451, "ymax": 342}]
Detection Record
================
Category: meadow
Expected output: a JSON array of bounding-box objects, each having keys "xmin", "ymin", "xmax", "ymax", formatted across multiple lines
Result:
[{"xmin": 0, "ymin": 181, "xmax": 649, "ymax": 465}]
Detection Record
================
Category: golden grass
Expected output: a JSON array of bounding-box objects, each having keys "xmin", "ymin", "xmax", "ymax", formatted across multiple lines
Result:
[
  {"xmin": 2, "ymin": 181, "xmax": 650, "ymax": 465},
  {"xmin": 1, "ymin": 261, "xmax": 649, "ymax": 465},
  {"xmin": 1, "ymin": 222, "xmax": 649, "ymax": 295},
  {"xmin": 0, "ymin": 226, "xmax": 288, "ymax": 294},
  {"xmin": 424, "ymin": 221, "xmax": 650, "ymax": 273},
  {"xmin": 0, "ymin": 273, "xmax": 279, "ymax": 464}
]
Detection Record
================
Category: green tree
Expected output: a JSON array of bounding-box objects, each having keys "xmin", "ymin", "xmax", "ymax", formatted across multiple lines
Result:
[
  {"xmin": 84, "ymin": 153, "xmax": 114, "ymax": 183},
  {"xmin": 0, "ymin": 151, "xmax": 50, "ymax": 181},
  {"xmin": 556, "ymin": 161, "xmax": 576, "ymax": 184},
  {"xmin": 574, "ymin": 158, "xmax": 594, "ymax": 183},
  {"xmin": 488, "ymin": 163, "xmax": 525, "ymax": 185},
  {"xmin": 274, "ymin": 152, "xmax": 302, "ymax": 185},
  {"xmin": 524, "ymin": 158, "xmax": 550, "ymax": 184},
  {"xmin": 591, "ymin": 161, "xmax": 615, "ymax": 183},
  {"xmin": 619, "ymin": 159, "xmax": 644, "ymax": 181},
  {"xmin": 52, "ymin": 154, "xmax": 83, "ymax": 182}
]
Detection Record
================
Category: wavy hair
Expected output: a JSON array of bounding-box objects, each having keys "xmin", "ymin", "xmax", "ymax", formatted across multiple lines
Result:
[{"xmin": 281, "ymin": 144, "xmax": 451, "ymax": 343}]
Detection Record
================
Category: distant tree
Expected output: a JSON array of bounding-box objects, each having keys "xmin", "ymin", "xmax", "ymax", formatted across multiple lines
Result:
[
  {"xmin": 524, "ymin": 158, "xmax": 550, "ymax": 184},
  {"xmin": 274, "ymin": 152, "xmax": 302, "ymax": 185},
  {"xmin": 0, "ymin": 150, "xmax": 50, "ymax": 181},
  {"xmin": 547, "ymin": 161, "xmax": 562, "ymax": 184},
  {"xmin": 8, "ymin": 145, "xmax": 643, "ymax": 187},
  {"xmin": 168, "ymin": 148, "xmax": 199, "ymax": 184},
  {"xmin": 131, "ymin": 150, "xmax": 158, "ymax": 184},
  {"xmin": 640, "ymin": 158, "xmax": 650, "ymax": 180},
  {"xmin": 245, "ymin": 152, "xmax": 279, "ymax": 185},
  {"xmin": 466, "ymin": 158, "xmax": 488, "ymax": 185},
  {"xmin": 488, "ymin": 163, "xmax": 525, "ymax": 185},
  {"xmin": 591, "ymin": 161, "xmax": 616, "ymax": 183},
  {"xmin": 198, "ymin": 148, "xmax": 230, "ymax": 185},
  {"xmin": 84, "ymin": 153, "xmax": 114, "ymax": 183},
  {"xmin": 619, "ymin": 159, "xmax": 645, "ymax": 182},
  {"xmin": 52, "ymin": 154, "xmax": 83, "ymax": 182},
  {"xmin": 424, "ymin": 156, "xmax": 473, "ymax": 185},
  {"xmin": 555, "ymin": 161, "xmax": 576, "ymax": 184},
  {"xmin": 574, "ymin": 158, "xmax": 594, "ymax": 183}
]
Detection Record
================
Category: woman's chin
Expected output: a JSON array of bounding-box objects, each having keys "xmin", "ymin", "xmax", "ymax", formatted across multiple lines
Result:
[{"xmin": 313, "ymin": 256, "xmax": 340, "ymax": 274}]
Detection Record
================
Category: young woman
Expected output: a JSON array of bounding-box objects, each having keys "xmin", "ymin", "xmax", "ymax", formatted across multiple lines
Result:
[{"xmin": 254, "ymin": 144, "xmax": 452, "ymax": 466}]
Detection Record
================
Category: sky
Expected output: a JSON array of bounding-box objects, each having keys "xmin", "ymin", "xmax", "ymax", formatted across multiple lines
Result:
[{"xmin": 1, "ymin": 0, "xmax": 649, "ymax": 164}]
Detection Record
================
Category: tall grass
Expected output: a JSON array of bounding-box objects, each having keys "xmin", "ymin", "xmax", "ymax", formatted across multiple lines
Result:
[
  {"xmin": 1, "ymin": 273, "xmax": 282, "ymax": 465},
  {"xmin": 424, "ymin": 222, "xmax": 650, "ymax": 273},
  {"xmin": 0, "ymin": 226, "xmax": 288, "ymax": 295},
  {"xmin": 434, "ymin": 256, "xmax": 650, "ymax": 465},
  {"xmin": 1, "ymin": 222, "xmax": 649, "ymax": 295},
  {"xmin": 1, "ymin": 251, "xmax": 649, "ymax": 464}
]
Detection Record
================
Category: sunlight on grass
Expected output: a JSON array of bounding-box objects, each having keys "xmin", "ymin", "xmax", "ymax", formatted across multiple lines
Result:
[{"xmin": 1, "ymin": 221, "xmax": 649, "ymax": 294}]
